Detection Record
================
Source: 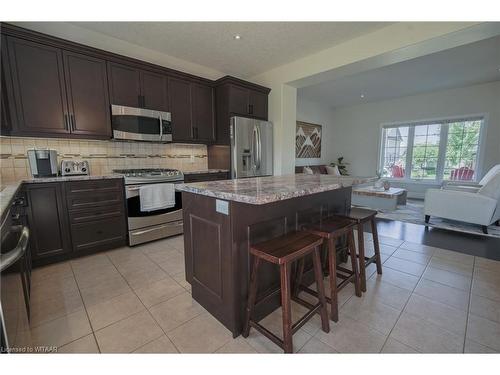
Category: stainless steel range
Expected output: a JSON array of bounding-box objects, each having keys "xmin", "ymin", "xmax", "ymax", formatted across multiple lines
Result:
[{"xmin": 113, "ymin": 168, "xmax": 184, "ymax": 246}]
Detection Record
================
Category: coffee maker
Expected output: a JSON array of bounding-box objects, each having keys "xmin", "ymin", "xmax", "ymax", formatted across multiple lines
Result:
[{"xmin": 27, "ymin": 149, "xmax": 58, "ymax": 178}]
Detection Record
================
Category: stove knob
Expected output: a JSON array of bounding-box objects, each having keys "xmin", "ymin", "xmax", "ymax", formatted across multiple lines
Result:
[
  {"xmin": 65, "ymin": 167, "xmax": 71, "ymax": 173},
  {"xmin": 81, "ymin": 167, "xmax": 87, "ymax": 173}
]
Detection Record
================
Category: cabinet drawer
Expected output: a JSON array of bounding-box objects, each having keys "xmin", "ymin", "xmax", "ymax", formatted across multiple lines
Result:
[
  {"xmin": 66, "ymin": 179, "xmax": 123, "ymax": 195},
  {"xmin": 71, "ymin": 216, "xmax": 126, "ymax": 253},
  {"xmin": 184, "ymin": 172, "xmax": 229, "ymax": 183},
  {"xmin": 67, "ymin": 191, "xmax": 123, "ymax": 210},
  {"xmin": 69, "ymin": 204, "xmax": 124, "ymax": 224}
]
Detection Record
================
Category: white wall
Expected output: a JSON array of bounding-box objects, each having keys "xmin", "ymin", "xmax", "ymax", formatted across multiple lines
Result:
[
  {"xmin": 295, "ymin": 97, "xmax": 336, "ymax": 166},
  {"xmin": 315, "ymin": 81, "xmax": 500, "ymax": 197}
]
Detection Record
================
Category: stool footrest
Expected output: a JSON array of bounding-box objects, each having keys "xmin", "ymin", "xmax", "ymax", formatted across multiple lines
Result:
[{"xmin": 249, "ymin": 321, "xmax": 284, "ymax": 349}]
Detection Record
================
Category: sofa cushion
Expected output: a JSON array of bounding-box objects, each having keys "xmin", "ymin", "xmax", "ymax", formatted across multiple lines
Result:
[
  {"xmin": 478, "ymin": 172, "xmax": 500, "ymax": 200},
  {"xmin": 303, "ymin": 166, "xmax": 314, "ymax": 175}
]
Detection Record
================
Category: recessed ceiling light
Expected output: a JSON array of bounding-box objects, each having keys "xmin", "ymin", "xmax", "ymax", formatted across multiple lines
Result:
[
  {"xmin": 360, "ymin": 94, "xmax": 365, "ymax": 98},
  {"xmin": 234, "ymin": 34, "xmax": 241, "ymax": 40}
]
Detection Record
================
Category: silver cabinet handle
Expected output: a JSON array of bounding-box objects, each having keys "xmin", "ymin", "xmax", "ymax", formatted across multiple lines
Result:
[{"xmin": 0, "ymin": 226, "xmax": 29, "ymax": 272}]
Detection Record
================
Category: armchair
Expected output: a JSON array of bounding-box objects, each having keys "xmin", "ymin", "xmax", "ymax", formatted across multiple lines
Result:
[{"xmin": 425, "ymin": 172, "xmax": 500, "ymax": 234}]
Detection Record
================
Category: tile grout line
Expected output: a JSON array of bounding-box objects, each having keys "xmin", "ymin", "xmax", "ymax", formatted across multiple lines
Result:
[
  {"xmin": 67, "ymin": 260, "xmax": 102, "ymax": 354},
  {"xmin": 462, "ymin": 256, "xmax": 476, "ymax": 353}
]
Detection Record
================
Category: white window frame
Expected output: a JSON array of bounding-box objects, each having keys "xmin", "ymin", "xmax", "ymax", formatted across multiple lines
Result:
[{"xmin": 378, "ymin": 114, "xmax": 487, "ymax": 184}]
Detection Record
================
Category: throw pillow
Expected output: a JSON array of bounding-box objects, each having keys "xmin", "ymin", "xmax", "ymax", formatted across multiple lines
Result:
[
  {"xmin": 303, "ymin": 166, "xmax": 314, "ymax": 175},
  {"xmin": 325, "ymin": 165, "xmax": 341, "ymax": 176}
]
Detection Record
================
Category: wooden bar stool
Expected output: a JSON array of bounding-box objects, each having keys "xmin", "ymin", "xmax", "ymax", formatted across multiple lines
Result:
[
  {"xmin": 299, "ymin": 217, "xmax": 361, "ymax": 322},
  {"xmin": 242, "ymin": 231, "xmax": 330, "ymax": 353},
  {"xmin": 336, "ymin": 207, "xmax": 382, "ymax": 292}
]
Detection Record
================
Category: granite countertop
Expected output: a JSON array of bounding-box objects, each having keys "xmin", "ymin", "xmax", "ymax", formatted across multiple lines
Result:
[
  {"xmin": 183, "ymin": 169, "xmax": 230, "ymax": 175},
  {"xmin": 176, "ymin": 174, "xmax": 378, "ymax": 205},
  {"xmin": 0, "ymin": 175, "xmax": 124, "ymax": 220}
]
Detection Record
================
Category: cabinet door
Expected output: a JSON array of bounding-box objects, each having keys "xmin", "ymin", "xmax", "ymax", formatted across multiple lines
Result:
[
  {"xmin": 107, "ymin": 62, "xmax": 141, "ymax": 107},
  {"xmin": 228, "ymin": 85, "xmax": 249, "ymax": 116},
  {"xmin": 192, "ymin": 83, "xmax": 215, "ymax": 142},
  {"xmin": 63, "ymin": 51, "xmax": 111, "ymax": 138},
  {"xmin": 169, "ymin": 77, "xmax": 193, "ymax": 141},
  {"xmin": 26, "ymin": 183, "xmax": 71, "ymax": 260},
  {"xmin": 249, "ymin": 90, "xmax": 268, "ymax": 119},
  {"xmin": 141, "ymin": 71, "xmax": 168, "ymax": 111},
  {"xmin": 6, "ymin": 37, "xmax": 70, "ymax": 136}
]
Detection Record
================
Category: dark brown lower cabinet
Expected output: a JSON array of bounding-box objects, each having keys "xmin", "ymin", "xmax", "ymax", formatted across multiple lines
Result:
[
  {"xmin": 25, "ymin": 179, "xmax": 127, "ymax": 266},
  {"xmin": 25, "ymin": 183, "xmax": 72, "ymax": 261}
]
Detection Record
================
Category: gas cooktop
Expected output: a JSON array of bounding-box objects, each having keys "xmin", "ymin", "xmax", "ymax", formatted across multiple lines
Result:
[{"xmin": 113, "ymin": 168, "xmax": 184, "ymax": 184}]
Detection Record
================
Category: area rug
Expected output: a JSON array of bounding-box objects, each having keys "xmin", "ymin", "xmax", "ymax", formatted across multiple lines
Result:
[{"xmin": 374, "ymin": 199, "xmax": 500, "ymax": 238}]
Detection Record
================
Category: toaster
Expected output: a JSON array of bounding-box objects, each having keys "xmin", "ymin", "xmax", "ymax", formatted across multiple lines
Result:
[{"xmin": 61, "ymin": 160, "xmax": 90, "ymax": 176}]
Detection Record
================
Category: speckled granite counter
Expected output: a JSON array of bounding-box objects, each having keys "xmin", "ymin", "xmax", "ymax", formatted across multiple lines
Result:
[
  {"xmin": 0, "ymin": 175, "xmax": 123, "ymax": 220},
  {"xmin": 176, "ymin": 174, "xmax": 377, "ymax": 205}
]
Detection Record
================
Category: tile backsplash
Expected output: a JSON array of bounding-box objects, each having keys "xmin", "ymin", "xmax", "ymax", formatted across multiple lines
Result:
[{"xmin": 0, "ymin": 136, "xmax": 208, "ymax": 184}]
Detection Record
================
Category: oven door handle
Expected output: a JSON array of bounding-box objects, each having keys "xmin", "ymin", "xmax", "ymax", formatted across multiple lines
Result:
[{"xmin": 0, "ymin": 226, "xmax": 29, "ymax": 272}]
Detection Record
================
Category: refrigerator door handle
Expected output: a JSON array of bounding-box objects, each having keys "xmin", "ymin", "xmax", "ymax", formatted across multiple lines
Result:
[
  {"xmin": 256, "ymin": 125, "xmax": 262, "ymax": 170},
  {"xmin": 252, "ymin": 125, "xmax": 259, "ymax": 171}
]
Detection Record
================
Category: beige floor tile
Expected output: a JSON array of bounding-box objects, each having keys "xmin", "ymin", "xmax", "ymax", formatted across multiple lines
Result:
[
  {"xmin": 422, "ymin": 266, "xmax": 472, "ymax": 291},
  {"xmin": 133, "ymin": 275, "xmax": 185, "ymax": 308},
  {"xmin": 364, "ymin": 277, "xmax": 412, "ymax": 310},
  {"xmin": 30, "ymin": 309, "xmax": 92, "ymax": 348},
  {"xmin": 215, "ymin": 337, "xmax": 258, "ymax": 353},
  {"xmin": 433, "ymin": 249, "xmax": 474, "ymax": 266},
  {"xmin": 31, "ymin": 262, "xmax": 74, "ymax": 285},
  {"xmin": 390, "ymin": 312, "xmax": 464, "ymax": 353},
  {"xmin": 404, "ymin": 294, "xmax": 467, "ymax": 336},
  {"xmin": 171, "ymin": 270, "xmax": 191, "ymax": 290},
  {"xmin": 392, "ymin": 249, "xmax": 431, "ymax": 265},
  {"xmin": 414, "ymin": 278, "xmax": 470, "ymax": 311},
  {"xmin": 384, "ymin": 256, "xmax": 426, "ymax": 277},
  {"xmin": 114, "ymin": 255, "xmax": 158, "ymax": 274},
  {"xmin": 87, "ymin": 291, "xmax": 145, "ymax": 330},
  {"xmin": 120, "ymin": 263, "xmax": 169, "ymax": 289},
  {"xmin": 314, "ymin": 316, "xmax": 387, "ymax": 353},
  {"xmin": 149, "ymin": 292, "xmax": 206, "ymax": 332},
  {"xmin": 30, "ymin": 276, "xmax": 80, "ymax": 304},
  {"xmin": 58, "ymin": 334, "xmax": 100, "ymax": 353},
  {"xmin": 470, "ymin": 294, "xmax": 500, "ymax": 324},
  {"xmin": 399, "ymin": 241, "xmax": 438, "ymax": 256},
  {"xmin": 106, "ymin": 246, "xmax": 147, "ymax": 265},
  {"xmin": 466, "ymin": 314, "xmax": 500, "ymax": 352},
  {"xmin": 377, "ymin": 236, "xmax": 404, "ymax": 247},
  {"xmin": 474, "ymin": 257, "xmax": 500, "ymax": 273},
  {"xmin": 168, "ymin": 313, "xmax": 232, "ymax": 353},
  {"xmin": 370, "ymin": 267, "xmax": 419, "ymax": 291},
  {"xmin": 71, "ymin": 253, "xmax": 113, "ymax": 275},
  {"xmin": 73, "ymin": 264, "xmax": 123, "ymax": 290},
  {"xmin": 95, "ymin": 310, "xmax": 163, "ymax": 353},
  {"xmin": 341, "ymin": 295, "xmax": 401, "ymax": 335},
  {"xmin": 428, "ymin": 256, "xmax": 473, "ymax": 276},
  {"xmin": 381, "ymin": 338, "xmax": 419, "ymax": 353},
  {"xmin": 165, "ymin": 234, "xmax": 185, "ymax": 252},
  {"xmin": 471, "ymin": 278, "xmax": 500, "ymax": 303},
  {"xmin": 133, "ymin": 335, "xmax": 179, "ymax": 353},
  {"xmin": 79, "ymin": 276, "xmax": 131, "ymax": 307},
  {"xmin": 157, "ymin": 252, "xmax": 185, "ymax": 275},
  {"xmin": 30, "ymin": 289, "xmax": 84, "ymax": 328},
  {"xmin": 473, "ymin": 267, "xmax": 500, "ymax": 285},
  {"xmin": 245, "ymin": 325, "xmax": 312, "ymax": 353},
  {"xmin": 464, "ymin": 339, "xmax": 497, "ymax": 353},
  {"xmin": 143, "ymin": 245, "xmax": 180, "ymax": 264},
  {"xmin": 298, "ymin": 337, "xmax": 339, "ymax": 353}
]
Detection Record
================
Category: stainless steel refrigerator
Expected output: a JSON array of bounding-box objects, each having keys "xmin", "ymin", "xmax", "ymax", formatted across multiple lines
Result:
[{"xmin": 230, "ymin": 116, "xmax": 273, "ymax": 178}]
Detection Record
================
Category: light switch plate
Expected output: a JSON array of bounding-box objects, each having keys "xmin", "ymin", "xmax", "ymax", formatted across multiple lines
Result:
[{"xmin": 215, "ymin": 199, "xmax": 229, "ymax": 215}]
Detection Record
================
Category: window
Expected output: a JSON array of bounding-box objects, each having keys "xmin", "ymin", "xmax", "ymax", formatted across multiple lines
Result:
[{"xmin": 380, "ymin": 116, "xmax": 484, "ymax": 182}]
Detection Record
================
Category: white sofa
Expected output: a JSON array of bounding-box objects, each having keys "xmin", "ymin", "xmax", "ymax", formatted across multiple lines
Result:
[{"xmin": 424, "ymin": 171, "xmax": 500, "ymax": 234}]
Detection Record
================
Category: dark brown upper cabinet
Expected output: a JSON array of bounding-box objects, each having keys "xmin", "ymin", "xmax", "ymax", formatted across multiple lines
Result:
[
  {"xmin": 169, "ymin": 77, "xmax": 193, "ymax": 141},
  {"xmin": 63, "ymin": 51, "xmax": 111, "ymax": 138},
  {"xmin": 107, "ymin": 62, "xmax": 168, "ymax": 111},
  {"xmin": 6, "ymin": 36, "xmax": 70, "ymax": 137},
  {"xmin": 214, "ymin": 77, "xmax": 270, "ymax": 145},
  {"xmin": 191, "ymin": 83, "xmax": 215, "ymax": 142}
]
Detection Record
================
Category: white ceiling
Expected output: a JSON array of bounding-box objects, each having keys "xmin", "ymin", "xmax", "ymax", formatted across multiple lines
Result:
[
  {"xmin": 298, "ymin": 35, "xmax": 500, "ymax": 108},
  {"xmin": 67, "ymin": 22, "xmax": 391, "ymax": 78}
]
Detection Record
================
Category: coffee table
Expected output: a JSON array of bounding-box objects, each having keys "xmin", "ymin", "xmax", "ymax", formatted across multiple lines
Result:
[{"xmin": 351, "ymin": 186, "xmax": 407, "ymax": 211}]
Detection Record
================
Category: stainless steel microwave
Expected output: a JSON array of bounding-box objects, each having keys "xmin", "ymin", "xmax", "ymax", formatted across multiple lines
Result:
[{"xmin": 111, "ymin": 105, "xmax": 172, "ymax": 142}]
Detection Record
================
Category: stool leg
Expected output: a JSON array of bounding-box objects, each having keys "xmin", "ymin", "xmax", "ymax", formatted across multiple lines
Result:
[
  {"xmin": 348, "ymin": 230, "xmax": 362, "ymax": 297},
  {"xmin": 357, "ymin": 222, "xmax": 367, "ymax": 293},
  {"xmin": 327, "ymin": 238, "xmax": 339, "ymax": 322},
  {"xmin": 370, "ymin": 218, "xmax": 383, "ymax": 275},
  {"xmin": 293, "ymin": 258, "xmax": 305, "ymax": 298},
  {"xmin": 242, "ymin": 256, "xmax": 260, "ymax": 338},
  {"xmin": 312, "ymin": 246, "xmax": 330, "ymax": 333},
  {"xmin": 280, "ymin": 262, "xmax": 293, "ymax": 353}
]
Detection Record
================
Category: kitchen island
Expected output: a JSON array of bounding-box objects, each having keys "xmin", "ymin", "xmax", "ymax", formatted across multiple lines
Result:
[{"xmin": 176, "ymin": 174, "xmax": 376, "ymax": 337}]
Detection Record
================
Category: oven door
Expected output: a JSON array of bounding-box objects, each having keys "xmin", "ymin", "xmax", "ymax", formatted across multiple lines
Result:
[
  {"xmin": 125, "ymin": 184, "xmax": 183, "ymax": 231},
  {"xmin": 111, "ymin": 105, "xmax": 172, "ymax": 142}
]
